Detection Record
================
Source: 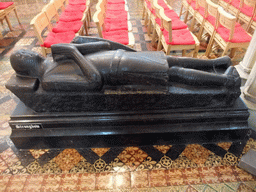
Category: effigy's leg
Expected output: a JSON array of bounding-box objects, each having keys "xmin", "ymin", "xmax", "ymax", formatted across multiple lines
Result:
[
  {"xmin": 167, "ymin": 56, "xmax": 231, "ymax": 71},
  {"xmin": 168, "ymin": 66, "xmax": 241, "ymax": 88}
]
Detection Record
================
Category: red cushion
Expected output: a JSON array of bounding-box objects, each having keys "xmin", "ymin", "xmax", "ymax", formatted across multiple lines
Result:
[
  {"xmin": 190, "ymin": 1, "xmax": 197, "ymax": 10},
  {"xmin": 198, "ymin": 6, "xmax": 205, "ymax": 16},
  {"xmin": 52, "ymin": 20, "xmax": 83, "ymax": 33},
  {"xmin": 59, "ymin": 11, "xmax": 83, "ymax": 21},
  {"xmin": 216, "ymin": 26, "xmax": 251, "ymax": 43},
  {"xmin": 105, "ymin": 10, "xmax": 127, "ymax": 20},
  {"xmin": 0, "ymin": 2, "xmax": 14, "ymax": 9},
  {"xmin": 107, "ymin": 4, "xmax": 125, "ymax": 10},
  {"xmin": 68, "ymin": 0, "xmax": 86, "ymax": 5},
  {"xmin": 230, "ymin": 0, "xmax": 240, "ymax": 9},
  {"xmin": 240, "ymin": 4, "xmax": 254, "ymax": 17},
  {"xmin": 164, "ymin": 9, "xmax": 180, "ymax": 19},
  {"xmin": 155, "ymin": 17, "xmax": 188, "ymax": 30},
  {"xmin": 42, "ymin": 32, "xmax": 76, "ymax": 48},
  {"xmin": 102, "ymin": 30, "xmax": 129, "ymax": 45},
  {"xmin": 104, "ymin": 19, "xmax": 128, "ymax": 31},
  {"xmin": 64, "ymin": 4, "xmax": 86, "ymax": 12},
  {"xmin": 163, "ymin": 29, "xmax": 195, "ymax": 45},
  {"xmin": 107, "ymin": 0, "xmax": 125, "ymax": 4}
]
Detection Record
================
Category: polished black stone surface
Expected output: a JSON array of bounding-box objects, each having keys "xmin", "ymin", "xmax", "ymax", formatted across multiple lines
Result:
[{"xmin": 9, "ymin": 97, "xmax": 250, "ymax": 149}]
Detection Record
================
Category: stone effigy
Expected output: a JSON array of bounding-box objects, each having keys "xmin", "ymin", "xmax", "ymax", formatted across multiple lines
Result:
[
  {"xmin": 6, "ymin": 36, "xmax": 241, "ymax": 112},
  {"xmin": 5, "ymin": 36, "xmax": 250, "ymax": 149}
]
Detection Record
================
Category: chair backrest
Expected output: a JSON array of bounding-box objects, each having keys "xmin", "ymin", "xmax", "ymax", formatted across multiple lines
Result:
[
  {"xmin": 217, "ymin": 6, "xmax": 236, "ymax": 40},
  {"xmin": 159, "ymin": 8, "xmax": 172, "ymax": 43},
  {"xmin": 52, "ymin": 0, "xmax": 65, "ymax": 13},
  {"xmin": 205, "ymin": 0, "xmax": 219, "ymax": 20},
  {"xmin": 242, "ymin": 0, "xmax": 256, "ymax": 16},
  {"xmin": 30, "ymin": 12, "xmax": 51, "ymax": 45},
  {"xmin": 197, "ymin": 0, "xmax": 206, "ymax": 9},
  {"xmin": 153, "ymin": 0, "xmax": 162, "ymax": 18},
  {"xmin": 43, "ymin": 2, "xmax": 59, "ymax": 24},
  {"xmin": 93, "ymin": 0, "xmax": 106, "ymax": 37}
]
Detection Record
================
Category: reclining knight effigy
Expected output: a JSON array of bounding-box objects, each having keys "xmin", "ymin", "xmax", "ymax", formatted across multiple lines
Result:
[{"xmin": 6, "ymin": 36, "xmax": 241, "ymax": 112}]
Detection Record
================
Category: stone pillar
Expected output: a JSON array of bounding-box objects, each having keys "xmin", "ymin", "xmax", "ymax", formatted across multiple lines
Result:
[
  {"xmin": 235, "ymin": 30, "xmax": 256, "ymax": 80},
  {"xmin": 241, "ymin": 59, "xmax": 256, "ymax": 110}
]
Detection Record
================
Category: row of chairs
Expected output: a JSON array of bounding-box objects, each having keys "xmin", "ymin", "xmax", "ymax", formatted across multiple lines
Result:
[
  {"xmin": 93, "ymin": 0, "xmax": 135, "ymax": 47},
  {"xmin": 218, "ymin": 0, "xmax": 256, "ymax": 31},
  {"xmin": 143, "ymin": 0, "xmax": 200, "ymax": 57},
  {"xmin": 0, "ymin": 2, "xmax": 21, "ymax": 39},
  {"xmin": 31, "ymin": 0, "xmax": 91, "ymax": 56},
  {"xmin": 179, "ymin": 0, "xmax": 252, "ymax": 58}
]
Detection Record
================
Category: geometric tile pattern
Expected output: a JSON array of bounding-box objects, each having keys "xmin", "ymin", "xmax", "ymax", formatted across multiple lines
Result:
[{"xmin": 0, "ymin": 0, "xmax": 255, "ymax": 191}]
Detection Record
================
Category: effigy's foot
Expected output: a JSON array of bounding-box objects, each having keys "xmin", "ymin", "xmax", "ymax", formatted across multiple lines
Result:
[{"xmin": 224, "ymin": 66, "xmax": 241, "ymax": 89}]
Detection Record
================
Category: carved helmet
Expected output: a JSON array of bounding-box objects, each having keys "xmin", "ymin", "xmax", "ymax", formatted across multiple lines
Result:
[{"xmin": 10, "ymin": 49, "xmax": 45, "ymax": 78}]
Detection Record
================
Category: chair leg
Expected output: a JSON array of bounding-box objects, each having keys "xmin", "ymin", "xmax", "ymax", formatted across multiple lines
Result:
[
  {"xmin": 229, "ymin": 48, "xmax": 236, "ymax": 58},
  {"xmin": 14, "ymin": 8, "xmax": 21, "ymax": 24},
  {"xmin": 179, "ymin": 4, "xmax": 184, "ymax": 18},
  {"xmin": 151, "ymin": 27, "xmax": 157, "ymax": 43},
  {"xmin": 197, "ymin": 25, "xmax": 204, "ymax": 41},
  {"xmin": 147, "ymin": 19, "xmax": 152, "ymax": 36},
  {"xmin": 0, "ymin": 32, "xmax": 3, "ymax": 39},
  {"xmin": 157, "ymin": 40, "xmax": 162, "ymax": 51},
  {"xmin": 5, "ymin": 16, "xmax": 13, "ymax": 31},
  {"xmin": 221, "ymin": 46, "xmax": 230, "ymax": 57},
  {"xmin": 41, "ymin": 47, "xmax": 47, "ymax": 57},
  {"xmin": 205, "ymin": 35, "xmax": 215, "ymax": 57},
  {"xmin": 190, "ymin": 16, "xmax": 196, "ymax": 31},
  {"xmin": 184, "ymin": 10, "xmax": 189, "ymax": 23},
  {"xmin": 193, "ymin": 44, "xmax": 199, "ymax": 58},
  {"xmin": 166, "ymin": 46, "xmax": 171, "ymax": 55},
  {"xmin": 182, "ymin": 49, "xmax": 186, "ymax": 56}
]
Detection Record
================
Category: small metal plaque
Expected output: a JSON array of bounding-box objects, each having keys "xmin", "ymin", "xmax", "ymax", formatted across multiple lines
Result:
[{"xmin": 14, "ymin": 124, "xmax": 43, "ymax": 129}]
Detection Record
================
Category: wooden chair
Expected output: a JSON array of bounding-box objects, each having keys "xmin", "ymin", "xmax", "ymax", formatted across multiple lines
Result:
[
  {"xmin": 30, "ymin": 12, "xmax": 76, "ymax": 56},
  {"xmin": 190, "ymin": 0, "xmax": 207, "ymax": 31},
  {"xmin": 218, "ymin": 0, "xmax": 232, "ymax": 10},
  {"xmin": 0, "ymin": 10, "xmax": 5, "ymax": 39},
  {"xmin": 151, "ymin": 0, "xmax": 188, "ymax": 43},
  {"xmin": 52, "ymin": 0, "xmax": 66, "ymax": 13},
  {"xmin": 93, "ymin": 0, "xmax": 135, "ymax": 47},
  {"xmin": 179, "ymin": 0, "xmax": 193, "ymax": 23},
  {"xmin": 197, "ymin": 0, "xmax": 219, "ymax": 41},
  {"xmin": 205, "ymin": 6, "xmax": 252, "ymax": 57},
  {"xmin": 238, "ymin": 0, "xmax": 256, "ymax": 31},
  {"xmin": 0, "ymin": 2, "xmax": 21, "ymax": 31},
  {"xmin": 157, "ymin": 8, "xmax": 200, "ymax": 57}
]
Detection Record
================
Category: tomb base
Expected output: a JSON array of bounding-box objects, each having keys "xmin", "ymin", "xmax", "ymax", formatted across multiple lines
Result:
[{"xmin": 9, "ymin": 97, "xmax": 251, "ymax": 149}]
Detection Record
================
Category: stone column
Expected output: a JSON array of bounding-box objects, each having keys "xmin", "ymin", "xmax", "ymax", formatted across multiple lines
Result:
[
  {"xmin": 241, "ymin": 59, "xmax": 256, "ymax": 110},
  {"xmin": 235, "ymin": 30, "xmax": 256, "ymax": 80}
]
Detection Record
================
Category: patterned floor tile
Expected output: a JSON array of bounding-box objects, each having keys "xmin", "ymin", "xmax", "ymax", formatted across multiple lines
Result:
[
  {"xmin": 236, "ymin": 183, "xmax": 255, "ymax": 192},
  {"xmin": 29, "ymin": 149, "xmax": 49, "ymax": 159},
  {"xmin": 232, "ymin": 166, "xmax": 255, "ymax": 182},
  {"xmin": 91, "ymin": 147, "xmax": 110, "ymax": 157},
  {"xmin": 95, "ymin": 172, "xmax": 114, "ymax": 190},
  {"xmin": 148, "ymin": 169, "xmax": 167, "ymax": 187},
  {"xmin": 5, "ymin": 174, "xmax": 27, "ymax": 192},
  {"xmin": 54, "ymin": 149, "xmax": 81, "ymax": 172},
  {"xmin": 113, "ymin": 171, "xmax": 131, "ymax": 189},
  {"xmin": 182, "ymin": 144, "xmax": 211, "ymax": 166},
  {"xmin": 166, "ymin": 169, "xmax": 184, "ymax": 186},
  {"xmin": 23, "ymin": 174, "xmax": 44, "ymax": 192},
  {"xmin": 118, "ymin": 147, "xmax": 148, "ymax": 171},
  {"xmin": 182, "ymin": 167, "xmax": 202, "ymax": 185},
  {"xmin": 41, "ymin": 174, "xmax": 62, "ymax": 192},
  {"xmin": 215, "ymin": 166, "xmax": 237, "ymax": 183},
  {"xmin": 153, "ymin": 145, "xmax": 172, "ymax": 154},
  {"xmin": 77, "ymin": 172, "xmax": 96, "ymax": 191},
  {"xmin": 198, "ymin": 167, "xmax": 219, "ymax": 184},
  {"xmin": 131, "ymin": 170, "xmax": 149, "ymax": 188},
  {"xmin": 59, "ymin": 173, "xmax": 79, "ymax": 191},
  {"xmin": 0, "ymin": 175, "xmax": 11, "ymax": 192}
]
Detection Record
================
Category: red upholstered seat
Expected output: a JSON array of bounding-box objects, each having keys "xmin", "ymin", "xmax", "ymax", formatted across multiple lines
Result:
[
  {"xmin": 59, "ymin": 11, "xmax": 83, "ymax": 22},
  {"xmin": 42, "ymin": 31, "xmax": 76, "ymax": 48},
  {"xmin": 52, "ymin": 20, "xmax": 83, "ymax": 33},
  {"xmin": 104, "ymin": 19, "xmax": 128, "ymax": 31},
  {"xmin": 155, "ymin": 17, "xmax": 188, "ymax": 30},
  {"xmin": 164, "ymin": 9, "xmax": 180, "ymax": 19},
  {"xmin": 198, "ymin": 6, "xmax": 205, "ymax": 16},
  {"xmin": 64, "ymin": 4, "xmax": 86, "ymax": 12},
  {"xmin": 105, "ymin": 10, "xmax": 127, "ymax": 20},
  {"xmin": 162, "ymin": 29, "xmax": 195, "ymax": 45},
  {"xmin": 107, "ymin": 4, "xmax": 125, "ymax": 10},
  {"xmin": 68, "ymin": 0, "xmax": 86, "ymax": 5},
  {"xmin": 230, "ymin": 0, "xmax": 240, "ymax": 9},
  {"xmin": 240, "ymin": 4, "xmax": 254, "ymax": 17},
  {"xmin": 216, "ymin": 26, "xmax": 252, "ymax": 43},
  {"xmin": 0, "ymin": 2, "xmax": 14, "ymax": 9},
  {"xmin": 107, "ymin": 0, "xmax": 125, "ymax": 4},
  {"xmin": 190, "ymin": 1, "xmax": 197, "ymax": 10},
  {"xmin": 102, "ymin": 30, "xmax": 129, "ymax": 45}
]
